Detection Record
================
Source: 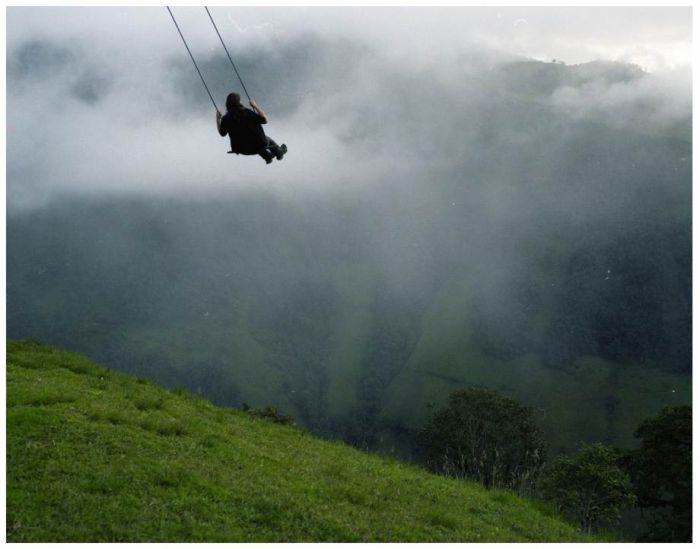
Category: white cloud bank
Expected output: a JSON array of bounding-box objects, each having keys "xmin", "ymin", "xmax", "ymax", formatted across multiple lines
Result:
[{"xmin": 5, "ymin": 6, "xmax": 692, "ymax": 209}]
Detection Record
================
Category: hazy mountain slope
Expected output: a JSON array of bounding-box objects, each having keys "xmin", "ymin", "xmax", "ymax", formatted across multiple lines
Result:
[
  {"xmin": 7, "ymin": 58, "xmax": 691, "ymax": 455},
  {"xmin": 377, "ymin": 278, "xmax": 690, "ymax": 454},
  {"xmin": 6, "ymin": 340, "xmax": 593, "ymax": 542}
]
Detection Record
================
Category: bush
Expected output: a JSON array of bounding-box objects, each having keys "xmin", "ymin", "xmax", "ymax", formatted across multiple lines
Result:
[
  {"xmin": 418, "ymin": 388, "xmax": 546, "ymax": 492},
  {"xmin": 626, "ymin": 405, "xmax": 691, "ymax": 542},
  {"xmin": 538, "ymin": 443, "xmax": 635, "ymax": 533},
  {"xmin": 242, "ymin": 403, "xmax": 296, "ymax": 426}
]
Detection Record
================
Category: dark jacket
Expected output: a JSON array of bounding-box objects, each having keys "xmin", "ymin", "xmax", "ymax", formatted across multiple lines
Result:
[{"xmin": 218, "ymin": 108, "xmax": 267, "ymax": 154}]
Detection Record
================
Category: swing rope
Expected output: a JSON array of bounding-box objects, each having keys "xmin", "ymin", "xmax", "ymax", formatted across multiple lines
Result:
[
  {"xmin": 166, "ymin": 6, "xmax": 219, "ymax": 111},
  {"xmin": 204, "ymin": 6, "xmax": 252, "ymax": 102}
]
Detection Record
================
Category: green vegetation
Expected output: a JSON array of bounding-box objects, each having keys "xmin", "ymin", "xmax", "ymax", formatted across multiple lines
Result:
[
  {"xmin": 7, "ymin": 340, "xmax": 594, "ymax": 543},
  {"xmin": 626, "ymin": 406, "xmax": 692, "ymax": 542},
  {"xmin": 538, "ymin": 443, "xmax": 636, "ymax": 533},
  {"xmin": 414, "ymin": 385, "xmax": 690, "ymax": 541},
  {"xmin": 419, "ymin": 388, "xmax": 546, "ymax": 492},
  {"xmin": 241, "ymin": 403, "xmax": 296, "ymax": 426}
]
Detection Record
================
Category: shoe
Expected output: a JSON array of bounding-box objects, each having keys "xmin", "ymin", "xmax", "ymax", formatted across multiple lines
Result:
[{"xmin": 276, "ymin": 144, "xmax": 288, "ymax": 160}]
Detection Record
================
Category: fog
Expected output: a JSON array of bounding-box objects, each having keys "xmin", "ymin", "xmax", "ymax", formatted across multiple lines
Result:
[
  {"xmin": 6, "ymin": 7, "xmax": 692, "ymax": 454},
  {"xmin": 6, "ymin": 6, "xmax": 691, "ymax": 206}
]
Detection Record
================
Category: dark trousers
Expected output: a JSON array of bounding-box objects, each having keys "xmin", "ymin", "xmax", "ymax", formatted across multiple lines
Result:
[{"xmin": 258, "ymin": 137, "xmax": 283, "ymax": 162}]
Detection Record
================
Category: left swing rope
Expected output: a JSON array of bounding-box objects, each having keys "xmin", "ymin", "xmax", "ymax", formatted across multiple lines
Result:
[{"xmin": 166, "ymin": 6, "xmax": 219, "ymax": 111}]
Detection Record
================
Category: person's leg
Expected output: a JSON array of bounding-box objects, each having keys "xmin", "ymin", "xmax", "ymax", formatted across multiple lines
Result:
[
  {"xmin": 258, "ymin": 148, "xmax": 274, "ymax": 164},
  {"xmin": 265, "ymin": 137, "xmax": 287, "ymax": 160}
]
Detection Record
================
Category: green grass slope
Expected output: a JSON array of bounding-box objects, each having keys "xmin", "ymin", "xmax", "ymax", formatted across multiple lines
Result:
[{"xmin": 6, "ymin": 340, "xmax": 594, "ymax": 543}]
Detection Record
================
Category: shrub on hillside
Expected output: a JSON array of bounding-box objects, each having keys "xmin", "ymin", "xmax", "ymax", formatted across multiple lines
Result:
[
  {"xmin": 242, "ymin": 403, "xmax": 296, "ymax": 426},
  {"xmin": 418, "ymin": 388, "xmax": 546, "ymax": 492},
  {"xmin": 538, "ymin": 442, "xmax": 635, "ymax": 533}
]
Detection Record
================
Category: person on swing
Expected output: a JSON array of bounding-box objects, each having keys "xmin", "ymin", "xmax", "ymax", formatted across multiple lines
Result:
[{"xmin": 216, "ymin": 92, "xmax": 287, "ymax": 164}]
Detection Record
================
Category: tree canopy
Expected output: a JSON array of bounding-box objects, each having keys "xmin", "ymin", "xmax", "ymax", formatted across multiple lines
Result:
[
  {"xmin": 538, "ymin": 442, "xmax": 636, "ymax": 533},
  {"xmin": 628, "ymin": 405, "xmax": 691, "ymax": 542},
  {"xmin": 419, "ymin": 387, "xmax": 546, "ymax": 491}
]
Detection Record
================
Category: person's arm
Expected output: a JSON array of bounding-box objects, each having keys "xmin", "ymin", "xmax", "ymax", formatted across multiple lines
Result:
[
  {"xmin": 249, "ymin": 100, "xmax": 268, "ymax": 124},
  {"xmin": 216, "ymin": 110, "xmax": 226, "ymax": 136}
]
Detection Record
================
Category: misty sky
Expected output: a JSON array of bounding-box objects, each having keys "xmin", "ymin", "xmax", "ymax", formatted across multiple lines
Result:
[
  {"xmin": 7, "ymin": 6, "xmax": 692, "ymax": 68},
  {"xmin": 5, "ymin": 6, "xmax": 692, "ymax": 209}
]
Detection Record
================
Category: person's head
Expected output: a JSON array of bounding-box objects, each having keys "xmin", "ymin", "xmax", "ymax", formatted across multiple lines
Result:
[{"xmin": 226, "ymin": 92, "xmax": 242, "ymax": 112}]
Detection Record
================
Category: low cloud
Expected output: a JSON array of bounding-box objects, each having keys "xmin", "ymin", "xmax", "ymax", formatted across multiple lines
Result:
[
  {"xmin": 6, "ymin": 7, "xmax": 691, "ymax": 211},
  {"xmin": 550, "ymin": 66, "xmax": 691, "ymax": 137}
]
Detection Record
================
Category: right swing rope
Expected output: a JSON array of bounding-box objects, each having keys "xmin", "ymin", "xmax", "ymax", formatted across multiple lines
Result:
[{"xmin": 204, "ymin": 6, "xmax": 252, "ymax": 103}]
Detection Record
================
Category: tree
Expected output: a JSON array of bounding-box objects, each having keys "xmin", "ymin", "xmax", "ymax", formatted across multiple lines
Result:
[
  {"xmin": 626, "ymin": 405, "xmax": 691, "ymax": 542},
  {"xmin": 538, "ymin": 443, "xmax": 636, "ymax": 533},
  {"xmin": 418, "ymin": 388, "xmax": 546, "ymax": 492}
]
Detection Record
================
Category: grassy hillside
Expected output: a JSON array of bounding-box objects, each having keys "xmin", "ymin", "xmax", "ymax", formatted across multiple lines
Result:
[{"xmin": 6, "ymin": 340, "xmax": 594, "ymax": 542}]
